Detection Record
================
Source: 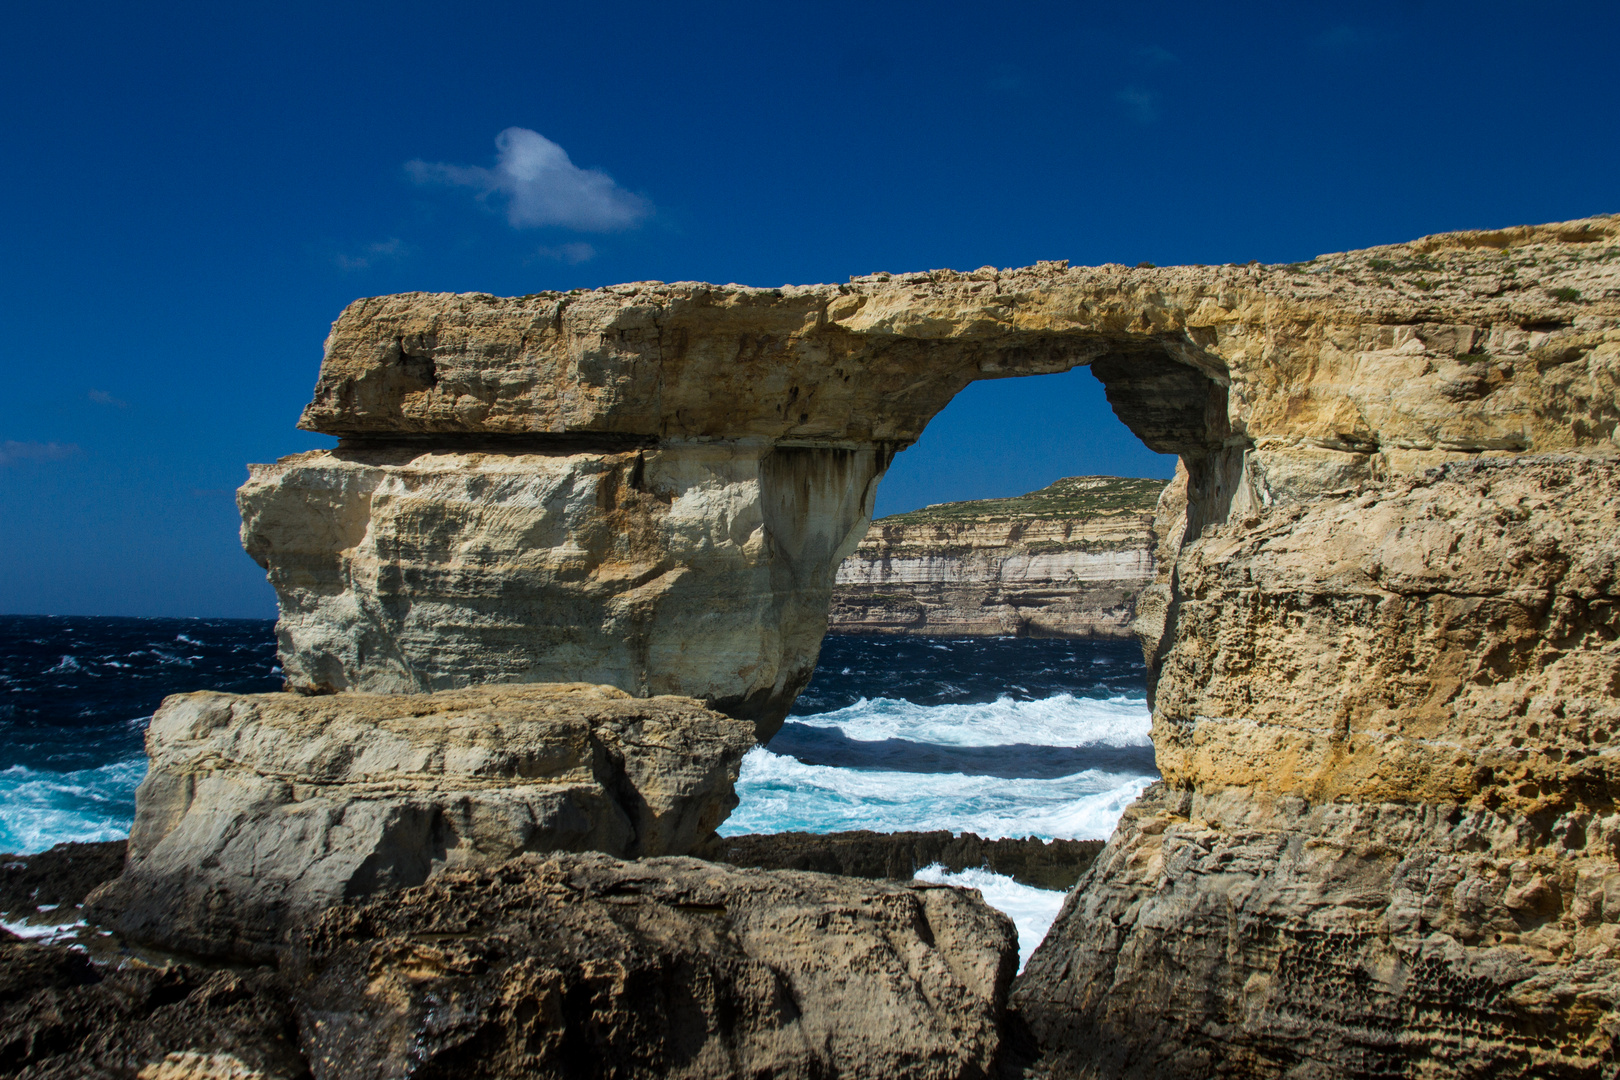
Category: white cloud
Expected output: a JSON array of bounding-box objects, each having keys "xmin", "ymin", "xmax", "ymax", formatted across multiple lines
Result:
[
  {"xmin": 88, "ymin": 389, "xmax": 128, "ymax": 407},
  {"xmin": 408, "ymin": 128, "xmax": 651, "ymax": 232},
  {"xmin": 0, "ymin": 441, "xmax": 79, "ymax": 467},
  {"xmin": 1116, "ymin": 88, "xmax": 1159, "ymax": 123}
]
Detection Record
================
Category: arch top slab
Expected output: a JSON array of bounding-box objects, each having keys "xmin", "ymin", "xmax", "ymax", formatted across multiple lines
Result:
[{"xmin": 301, "ymin": 214, "xmax": 1620, "ymax": 469}]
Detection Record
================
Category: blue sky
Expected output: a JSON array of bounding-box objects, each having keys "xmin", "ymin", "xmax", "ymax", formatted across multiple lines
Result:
[{"xmin": 2, "ymin": 0, "xmax": 1615, "ymax": 617}]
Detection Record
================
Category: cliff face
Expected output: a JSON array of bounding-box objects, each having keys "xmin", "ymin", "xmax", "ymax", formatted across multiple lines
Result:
[
  {"xmin": 828, "ymin": 475, "xmax": 1164, "ymax": 637},
  {"xmin": 1015, "ymin": 455, "xmax": 1620, "ymax": 1077},
  {"xmin": 243, "ymin": 216, "xmax": 1620, "ymax": 1073}
]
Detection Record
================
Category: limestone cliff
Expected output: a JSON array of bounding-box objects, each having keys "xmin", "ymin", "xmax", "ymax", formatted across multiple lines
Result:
[
  {"xmin": 828, "ymin": 475, "xmax": 1163, "ymax": 637},
  {"xmin": 241, "ymin": 215, "xmax": 1620, "ymax": 1074},
  {"xmin": 251, "ymin": 215, "xmax": 1620, "ymax": 743}
]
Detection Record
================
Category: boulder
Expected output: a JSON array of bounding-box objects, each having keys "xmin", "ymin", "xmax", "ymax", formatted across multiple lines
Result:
[
  {"xmin": 285, "ymin": 852, "xmax": 1019, "ymax": 1080},
  {"xmin": 93, "ymin": 683, "xmax": 755, "ymax": 961}
]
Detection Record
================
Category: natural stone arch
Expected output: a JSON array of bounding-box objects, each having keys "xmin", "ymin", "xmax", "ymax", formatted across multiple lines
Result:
[
  {"xmin": 245, "ymin": 264, "xmax": 1244, "ymax": 735},
  {"xmin": 239, "ymin": 216, "xmax": 1620, "ymax": 1077}
]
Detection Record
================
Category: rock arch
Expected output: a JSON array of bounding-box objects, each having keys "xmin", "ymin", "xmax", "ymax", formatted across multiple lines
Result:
[
  {"xmin": 245, "ymin": 262, "xmax": 1246, "ymax": 733},
  {"xmin": 242, "ymin": 217, "xmax": 1620, "ymax": 1076}
]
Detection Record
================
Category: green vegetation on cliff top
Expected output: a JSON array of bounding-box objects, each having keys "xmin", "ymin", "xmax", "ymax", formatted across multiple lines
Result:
[{"xmin": 878, "ymin": 475, "xmax": 1167, "ymax": 526}]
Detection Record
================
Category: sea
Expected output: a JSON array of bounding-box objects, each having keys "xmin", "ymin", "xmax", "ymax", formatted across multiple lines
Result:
[{"xmin": 0, "ymin": 615, "xmax": 1157, "ymax": 967}]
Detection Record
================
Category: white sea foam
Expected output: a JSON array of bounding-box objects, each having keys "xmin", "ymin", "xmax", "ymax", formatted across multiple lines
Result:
[
  {"xmin": 1, "ymin": 917, "xmax": 86, "ymax": 944},
  {"xmin": 719, "ymin": 747, "xmax": 1152, "ymax": 841},
  {"xmin": 0, "ymin": 758, "xmax": 146, "ymax": 854},
  {"xmin": 913, "ymin": 864, "xmax": 1068, "ymax": 971},
  {"xmin": 790, "ymin": 693, "xmax": 1150, "ymax": 748}
]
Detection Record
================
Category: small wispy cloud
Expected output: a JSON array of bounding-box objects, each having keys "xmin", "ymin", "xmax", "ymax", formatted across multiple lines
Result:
[
  {"xmin": 535, "ymin": 242, "xmax": 597, "ymax": 265},
  {"xmin": 88, "ymin": 389, "xmax": 128, "ymax": 408},
  {"xmin": 1134, "ymin": 45, "xmax": 1176, "ymax": 65},
  {"xmin": 335, "ymin": 238, "xmax": 407, "ymax": 271},
  {"xmin": 408, "ymin": 128, "xmax": 651, "ymax": 232},
  {"xmin": 0, "ymin": 441, "xmax": 79, "ymax": 467},
  {"xmin": 1116, "ymin": 88, "xmax": 1159, "ymax": 123}
]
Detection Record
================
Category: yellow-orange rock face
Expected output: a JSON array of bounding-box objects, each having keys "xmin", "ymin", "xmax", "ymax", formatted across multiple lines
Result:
[{"xmin": 239, "ymin": 216, "xmax": 1620, "ymax": 1076}]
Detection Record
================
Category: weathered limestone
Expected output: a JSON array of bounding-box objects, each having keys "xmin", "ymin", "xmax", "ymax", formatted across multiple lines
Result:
[
  {"xmin": 1013, "ymin": 456, "xmax": 1620, "ymax": 1075},
  {"xmin": 93, "ymin": 683, "xmax": 754, "ymax": 961},
  {"xmin": 235, "ymin": 215, "xmax": 1620, "ymax": 1073},
  {"xmin": 829, "ymin": 475, "xmax": 1163, "ymax": 637},
  {"xmin": 249, "ymin": 216, "xmax": 1620, "ymax": 736},
  {"xmin": 241, "ymin": 442, "xmax": 882, "ymax": 734},
  {"xmin": 288, "ymin": 852, "xmax": 1019, "ymax": 1080}
]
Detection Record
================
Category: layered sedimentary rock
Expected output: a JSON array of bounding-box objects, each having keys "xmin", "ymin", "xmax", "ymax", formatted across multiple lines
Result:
[
  {"xmin": 1016, "ymin": 454, "xmax": 1620, "ymax": 1077},
  {"xmin": 287, "ymin": 852, "xmax": 1019, "ymax": 1080},
  {"xmin": 94, "ymin": 683, "xmax": 754, "ymax": 961},
  {"xmin": 828, "ymin": 475, "xmax": 1163, "ymax": 637},
  {"xmin": 243, "ymin": 215, "xmax": 1620, "ymax": 1073},
  {"xmin": 242, "ymin": 442, "xmax": 884, "ymax": 736},
  {"xmin": 251, "ymin": 216, "xmax": 1619, "ymax": 740}
]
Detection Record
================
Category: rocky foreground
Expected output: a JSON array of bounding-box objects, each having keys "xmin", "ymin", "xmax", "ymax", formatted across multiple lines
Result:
[
  {"xmin": 828, "ymin": 476, "xmax": 1165, "ymax": 638},
  {"xmin": 4, "ymin": 847, "xmax": 1021, "ymax": 1079},
  {"xmin": 13, "ymin": 215, "xmax": 1618, "ymax": 1077}
]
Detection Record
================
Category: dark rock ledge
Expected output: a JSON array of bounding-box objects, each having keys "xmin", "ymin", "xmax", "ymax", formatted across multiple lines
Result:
[
  {"xmin": 693, "ymin": 829, "xmax": 1104, "ymax": 892},
  {"xmin": 0, "ymin": 840, "xmax": 1033, "ymax": 1079}
]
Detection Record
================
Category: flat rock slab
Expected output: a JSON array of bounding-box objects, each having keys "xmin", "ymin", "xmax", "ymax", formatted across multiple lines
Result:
[
  {"xmin": 695, "ymin": 829, "xmax": 1105, "ymax": 892},
  {"xmin": 286, "ymin": 852, "xmax": 1019, "ymax": 1080},
  {"xmin": 92, "ymin": 684, "xmax": 756, "ymax": 961}
]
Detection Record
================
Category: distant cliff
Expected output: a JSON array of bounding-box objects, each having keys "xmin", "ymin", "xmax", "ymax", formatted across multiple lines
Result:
[{"xmin": 828, "ymin": 475, "xmax": 1166, "ymax": 638}]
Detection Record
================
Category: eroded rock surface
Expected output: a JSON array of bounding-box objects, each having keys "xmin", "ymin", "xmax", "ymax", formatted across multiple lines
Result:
[
  {"xmin": 94, "ymin": 683, "xmax": 754, "ymax": 961},
  {"xmin": 4, "ymin": 853, "xmax": 1021, "ymax": 1080},
  {"xmin": 237, "ymin": 216, "xmax": 1620, "ymax": 1074},
  {"xmin": 1014, "ymin": 455, "xmax": 1620, "ymax": 1076},
  {"xmin": 243, "ymin": 441, "xmax": 882, "ymax": 736},
  {"xmin": 252, "ymin": 215, "xmax": 1620, "ymax": 727},
  {"xmin": 287, "ymin": 852, "xmax": 1018, "ymax": 1080},
  {"xmin": 0, "ymin": 939, "xmax": 305, "ymax": 1080},
  {"xmin": 829, "ymin": 476, "xmax": 1163, "ymax": 638}
]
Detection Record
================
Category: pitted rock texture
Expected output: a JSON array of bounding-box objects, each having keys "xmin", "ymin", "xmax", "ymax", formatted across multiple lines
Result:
[
  {"xmin": 1015, "ymin": 784, "xmax": 1620, "ymax": 1079},
  {"xmin": 0, "ymin": 938, "xmax": 305, "ymax": 1080},
  {"xmin": 1015, "ymin": 453, "xmax": 1620, "ymax": 1077},
  {"xmin": 3, "ymin": 854, "xmax": 1021, "ymax": 1079},
  {"xmin": 286, "ymin": 852, "xmax": 1019, "ymax": 1080},
  {"xmin": 829, "ymin": 475, "xmax": 1163, "ymax": 638},
  {"xmin": 1152, "ymin": 455, "xmax": 1620, "ymax": 810},
  {"xmin": 297, "ymin": 217, "xmax": 1620, "ymax": 463},
  {"xmin": 93, "ymin": 683, "xmax": 754, "ymax": 961},
  {"xmin": 240, "ymin": 217, "xmax": 1620, "ymax": 1073}
]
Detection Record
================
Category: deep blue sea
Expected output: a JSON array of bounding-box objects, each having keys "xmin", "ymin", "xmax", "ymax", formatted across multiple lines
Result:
[
  {"xmin": 0, "ymin": 616, "xmax": 1156, "ymax": 854},
  {"xmin": 0, "ymin": 616, "xmax": 1156, "ymax": 965}
]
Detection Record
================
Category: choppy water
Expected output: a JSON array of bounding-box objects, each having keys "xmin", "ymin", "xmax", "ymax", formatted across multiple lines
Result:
[
  {"xmin": 0, "ymin": 616, "xmax": 281, "ymax": 853},
  {"xmin": 0, "ymin": 619, "xmax": 1155, "ymax": 966},
  {"xmin": 727, "ymin": 635, "xmax": 1156, "ymax": 841}
]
